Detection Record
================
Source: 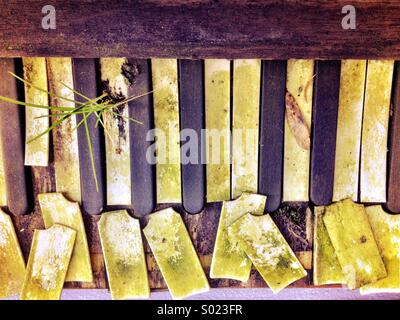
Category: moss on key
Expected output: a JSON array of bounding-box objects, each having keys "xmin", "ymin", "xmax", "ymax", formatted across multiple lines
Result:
[
  {"xmin": 210, "ymin": 193, "xmax": 266, "ymax": 282},
  {"xmin": 38, "ymin": 193, "xmax": 93, "ymax": 282},
  {"xmin": 151, "ymin": 59, "xmax": 181, "ymax": 203},
  {"xmin": 98, "ymin": 210, "xmax": 149, "ymax": 300},
  {"xmin": 361, "ymin": 206, "xmax": 400, "ymax": 294},
  {"xmin": 228, "ymin": 213, "xmax": 307, "ymax": 293},
  {"xmin": 333, "ymin": 60, "xmax": 366, "ymax": 201},
  {"xmin": 313, "ymin": 207, "xmax": 345, "ymax": 286},
  {"xmin": 232, "ymin": 59, "xmax": 261, "ymax": 198},
  {"xmin": 323, "ymin": 199, "xmax": 387, "ymax": 289},
  {"xmin": 205, "ymin": 59, "xmax": 231, "ymax": 202},
  {"xmin": 23, "ymin": 57, "xmax": 50, "ymax": 167},
  {"xmin": 0, "ymin": 209, "xmax": 26, "ymax": 298},
  {"xmin": 143, "ymin": 208, "xmax": 209, "ymax": 300}
]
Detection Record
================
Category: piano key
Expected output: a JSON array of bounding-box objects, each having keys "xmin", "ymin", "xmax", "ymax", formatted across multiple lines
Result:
[
  {"xmin": 323, "ymin": 199, "xmax": 386, "ymax": 289},
  {"xmin": 0, "ymin": 209, "xmax": 26, "ymax": 298},
  {"xmin": 283, "ymin": 59, "xmax": 314, "ymax": 202},
  {"xmin": 310, "ymin": 60, "xmax": 341, "ymax": 206},
  {"xmin": 386, "ymin": 62, "xmax": 400, "ymax": 213},
  {"xmin": 232, "ymin": 59, "xmax": 261, "ymax": 198},
  {"xmin": 38, "ymin": 193, "xmax": 93, "ymax": 282},
  {"xmin": 259, "ymin": 60, "xmax": 286, "ymax": 212},
  {"xmin": 179, "ymin": 60, "xmax": 205, "ymax": 214},
  {"xmin": 204, "ymin": 59, "xmax": 231, "ymax": 202},
  {"xmin": 332, "ymin": 60, "xmax": 367, "ymax": 202},
  {"xmin": 151, "ymin": 59, "xmax": 182, "ymax": 203},
  {"xmin": 143, "ymin": 207, "xmax": 210, "ymax": 299},
  {"xmin": 210, "ymin": 193, "xmax": 266, "ymax": 281},
  {"xmin": 127, "ymin": 59, "xmax": 156, "ymax": 216},
  {"xmin": 361, "ymin": 205, "xmax": 400, "ymax": 294},
  {"xmin": 360, "ymin": 60, "xmax": 394, "ymax": 203},
  {"xmin": 100, "ymin": 58, "xmax": 132, "ymax": 206},
  {"xmin": 228, "ymin": 213, "xmax": 307, "ymax": 293},
  {"xmin": 72, "ymin": 58, "xmax": 105, "ymax": 215},
  {"xmin": 0, "ymin": 131, "xmax": 6, "ymax": 206},
  {"xmin": 98, "ymin": 210, "xmax": 150, "ymax": 299},
  {"xmin": 20, "ymin": 224, "xmax": 76, "ymax": 300},
  {"xmin": 46, "ymin": 58, "xmax": 82, "ymax": 203},
  {"xmin": 22, "ymin": 58, "xmax": 49, "ymax": 167},
  {"xmin": 313, "ymin": 207, "xmax": 345, "ymax": 286},
  {"xmin": 0, "ymin": 58, "xmax": 32, "ymax": 216}
]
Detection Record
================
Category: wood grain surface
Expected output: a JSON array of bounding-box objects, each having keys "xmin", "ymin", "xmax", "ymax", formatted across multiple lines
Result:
[{"xmin": 0, "ymin": 1, "xmax": 400, "ymax": 59}]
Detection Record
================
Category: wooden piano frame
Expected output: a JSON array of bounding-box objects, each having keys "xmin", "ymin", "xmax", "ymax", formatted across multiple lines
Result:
[{"xmin": 1, "ymin": 1, "xmax": 400, "ymax": 298}]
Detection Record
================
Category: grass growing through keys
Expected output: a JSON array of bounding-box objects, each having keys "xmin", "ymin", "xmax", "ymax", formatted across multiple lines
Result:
[{"xmin": 0, "ymin": 71, "xmax": 147, "ymax": 192}]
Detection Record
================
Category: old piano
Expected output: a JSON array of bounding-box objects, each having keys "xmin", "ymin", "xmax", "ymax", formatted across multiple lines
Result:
[{"xmin": 0, "ymin": 1, "xmax": 399, "ymax": 299}]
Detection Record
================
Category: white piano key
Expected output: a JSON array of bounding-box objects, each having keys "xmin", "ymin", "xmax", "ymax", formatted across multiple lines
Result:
[
  {"xmin": 23, "ymin": 57, "xmax": 50, "ymax": 167},
  {"xmin": 100, "ymin": 58, "xmax": 132, "ymax": 206},
  {"xmin": 46, "ymin": 58, "xmax": 82, "ymax": 203},
  {"xmin": 283, "ymin": 59, "xmax": 314, "ymax": 202},
  {"xmin": 360, "ymin": 60, "xmax": 394, "ymax": 203},
  {"xmin": 232, "ymin": 59, "xmax": 261, "ymax": 198}
]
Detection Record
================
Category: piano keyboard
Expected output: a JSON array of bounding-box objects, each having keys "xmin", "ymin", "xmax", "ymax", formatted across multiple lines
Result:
[{"xmin": 0, "ymin": 58, "xmax": 399, "ymax": 218}]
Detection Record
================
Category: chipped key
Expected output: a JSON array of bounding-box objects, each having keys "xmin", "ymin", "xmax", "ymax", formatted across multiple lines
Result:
[
  {"xmin": 38, "ymin": 193, "xmax": 93, "ymax": 282},
  {"xmin": 323, "ymin": 199, "xmax": 387, "ymax": 289},
  {"xmin": 228, "ymin": 213, "xmax": 307, "ymax": 293},
  {"xmin": 143, "ymin": 208, "xmax": 209, "ymax": 299},
  {"xmin": 0, "ymin": 209, "xmax": 26, "ymax": 298},
  {"xmin": 98, "ymin": 210, "xmax": 150, "ymax": 299},
  {"xmin": 361, "ymin": 206, "xmax": 400, "ymax": 294},
  {"xmin": 20, "ymin": 224, "xmax": 76, "ymax": 300},
  {"xmin": 313, "ymin": 207, "xmax": 345, "ymax": 286},
  {"xmin": 210, "ymin": 193, "xmax": 266, "ymax": 281}
]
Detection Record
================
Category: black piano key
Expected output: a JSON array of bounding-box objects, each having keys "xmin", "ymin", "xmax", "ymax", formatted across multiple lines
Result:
[
  {"xmin": 310, "ymin": 60, "xmax": 341, "ymax": 206},
  {"xmin": 72, "ymin": 58, "xmax": 105, "ymax": 215},
  {"xmin": 179, "ymin": 60, "xmax": 205, "ymax": 214},
  {"xmin": 259, "ymin": 60, "xmax": 286, "ymax": 212},
  {"xmin": 386, "ymin": 61, "xmax": 400, "ymax": 213},
  {"xmin": 0, "ymin": 58, "xmax": 32, "ymax": 215},
  {"xmin": 128, "ymin": 59, "xmax": 156, "ymax": 216}
]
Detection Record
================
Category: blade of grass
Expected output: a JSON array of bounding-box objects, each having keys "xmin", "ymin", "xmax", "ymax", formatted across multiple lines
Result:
[
  {"xmin": 27, "ymin": 114, "xmax": 69, "ymax": 144},
  {"xmin": 0, "ymin": 95, "xmax": 76, "ymax": 111},
  {"xmin": 83, "ymin": 112, "xmax": 99, "ymax": 192},
  {"xmin": 9, "ymin": 71, "xmax": 89, "ymax": 106}
]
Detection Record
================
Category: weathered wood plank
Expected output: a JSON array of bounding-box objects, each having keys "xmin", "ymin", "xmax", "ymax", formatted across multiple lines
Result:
[
  {"xmin": 0, "ymin": 131, "xmax": 6, "ymax": 206},
  {"xmin": 1, "ymin": 1, "xmax": 400, "ymax": 59}
]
